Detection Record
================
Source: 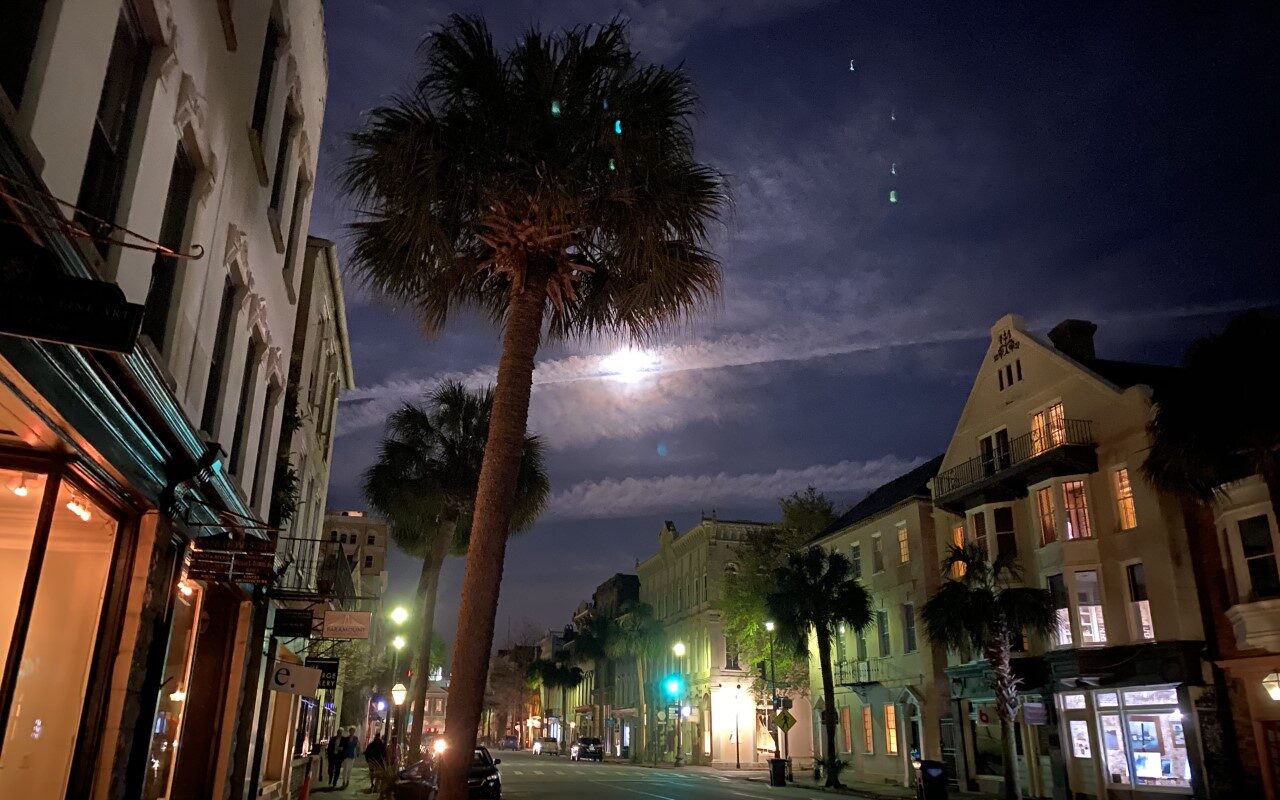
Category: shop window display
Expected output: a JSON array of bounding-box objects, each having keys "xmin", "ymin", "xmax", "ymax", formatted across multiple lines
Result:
[{"xmin": 1074, "ymin": 687, "xmax": 1190, "ymax": 791}]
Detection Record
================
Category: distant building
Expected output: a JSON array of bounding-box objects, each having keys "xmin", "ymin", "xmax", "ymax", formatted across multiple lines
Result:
[{"xmin": 323, "ymin": 510, "xmax": 390, "ymax": 603}]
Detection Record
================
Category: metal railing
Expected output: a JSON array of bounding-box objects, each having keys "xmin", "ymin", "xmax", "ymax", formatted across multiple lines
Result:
[{"xmin": 934, "ymin": 418, "xmax": 1095, "ymax": 498}]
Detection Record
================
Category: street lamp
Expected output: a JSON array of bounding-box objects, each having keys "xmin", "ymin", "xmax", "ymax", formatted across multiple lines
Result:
[
  {"xmin": 671, "ymin": 642, "xmax": 687, "ymax": 766},
  {"xmin": 733, "ymin": 684, "xmax": 742, "ymax": 769},
  {"xmin": 764, "ymin": 621, "xmax": 780, "ymax": 761},
  {"xmin": 390, "ymin": 606, "xmax": 410, "ymax": 625}
]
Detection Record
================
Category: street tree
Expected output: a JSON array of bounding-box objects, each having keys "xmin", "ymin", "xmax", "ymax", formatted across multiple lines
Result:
[
  {"xmin": 525, "ymin": 658, "xmax": 584, "ymax": 748},
  {"xmin": 363, "ymin": 381, "xmax": 549, "ymax": 757},
  {"xmin": 765, "ymin": 548, "xmax": 871, "ymax": 788},
  {"xmin": 570, "ymin": 613, "xmax": 618, "ymax": 739},
  {"xmin": 343, "ymin": 16, "xmax": 725, "ymax": 796},
  {"xmin": 607, "ymin": 602, "xmax": 666, "ymax": 761},
  {"xmin": 921, "ymin": 545, "xmax": 1055, "ymax": 800}
]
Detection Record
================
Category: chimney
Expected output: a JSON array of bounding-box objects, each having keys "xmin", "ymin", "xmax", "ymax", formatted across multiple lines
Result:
[{"xmin": 1048, "ymin": 319, "xmax": 1098, "ymax": 362}]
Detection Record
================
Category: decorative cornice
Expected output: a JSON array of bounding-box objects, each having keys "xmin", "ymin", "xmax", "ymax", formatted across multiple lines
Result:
[{"xmin": 224, "ymin": 224, "xmax": 252, "ymax": 290}]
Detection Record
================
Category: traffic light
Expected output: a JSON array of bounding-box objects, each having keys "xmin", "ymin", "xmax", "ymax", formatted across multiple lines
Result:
[{"xmin": 662, "ymin": 675, "xmax": 683, "ymax": 699}]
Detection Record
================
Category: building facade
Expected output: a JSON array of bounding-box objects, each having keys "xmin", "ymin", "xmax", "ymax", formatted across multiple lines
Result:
[
  {"xmin": 932, "ymin": 316, "xmax": 1210, "ymax": 800},
  {"xmin": 807, "ymin": 456, "xmax": 950, "ymax": 788},
  {"xmin": 0, "ymin": 1, "xmax": 331, "ymax": 798}
]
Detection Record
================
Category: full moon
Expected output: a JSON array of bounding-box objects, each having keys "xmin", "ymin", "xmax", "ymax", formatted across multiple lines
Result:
[{"xmin": 600, "ymin": 348, "xmax": 659, "ymax": 383}]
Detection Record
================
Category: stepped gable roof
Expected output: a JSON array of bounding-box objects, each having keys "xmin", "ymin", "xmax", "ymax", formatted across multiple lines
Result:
[{"xmin": 814, "ymin": 454, "xmax": 945, "ymax": 541}]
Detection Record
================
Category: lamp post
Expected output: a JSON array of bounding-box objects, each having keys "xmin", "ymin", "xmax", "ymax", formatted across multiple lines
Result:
[
  {"xmin": 734, "ymin": 683, "xmax": 742, "ymax": 769},
  {"xmin": 391, "ymin": 683, "xmax": 408, "ymax": 763},
  {"xmin": 671, "ymin": 642, "xmax": 686, "ymax": 767},
  {"xmin": 764, "ymin": 621, "xmax": 780, "ymax": 761}
]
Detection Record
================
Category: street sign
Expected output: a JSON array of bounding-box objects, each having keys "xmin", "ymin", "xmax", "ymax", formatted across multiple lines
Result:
[
  {"xmin": 306, "ymin": 658, "xmax": 340, "ymax": 690},
  {"xmin": 322, "ymin": 610, "xmax": 372, "ymax": 639},
  {"xmin": 274, "ymin": 609, "xmax": 314, "ymax": 638},
  {"xmin": 269, "ymin": 661, "xmax": 322, "ymax": 696},
  {"xmin": 775, "ymin": 709, "xmax": 797, "ymax": 733}
]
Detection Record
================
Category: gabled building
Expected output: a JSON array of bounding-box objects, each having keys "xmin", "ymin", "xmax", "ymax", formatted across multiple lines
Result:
[
  {"xmin": 807, "ymin": 455, "xmax": 948, "ymax": 788},
  {"xmin": 932, "ymin": 316, "xmax": 1209, "ymax": 799}
]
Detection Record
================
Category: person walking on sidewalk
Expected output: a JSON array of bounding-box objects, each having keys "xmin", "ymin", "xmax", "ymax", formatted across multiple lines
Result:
[
  {"xmin": 326, "ymin": 730, "xmax": 346, "ymax": 787},
  {"xmin": 364, "ymin": 732, "xmax": 389, "ymax": 791},
  {"xmin": 341, "ymin": 726, "xmax": 359, "ymax": 787}
]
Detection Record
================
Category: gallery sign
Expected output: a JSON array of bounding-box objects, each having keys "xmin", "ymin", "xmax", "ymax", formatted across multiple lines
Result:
[
  {"xmin": 269, "ymin": 661, "xmax": 322, "ymax": 697},
  {"xmin": 305, "ymin": 658, "xmax": 340, "ymax": 691},
  {"xmin": 274, "ymin": 609, "xmax": 315, "ymax": 639},
  {"xmin": 186, "ymin": 535, "xmax": 278, "ymax": 585},
  {"xmin": 322, "ymin": 610, "xmax": 372, "ymax": 639}
]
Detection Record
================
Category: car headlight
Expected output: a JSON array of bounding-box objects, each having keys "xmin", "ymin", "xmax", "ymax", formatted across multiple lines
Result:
[{"xmin": 485, "ymin": 774, "xmax": 500, "ymax": 784}]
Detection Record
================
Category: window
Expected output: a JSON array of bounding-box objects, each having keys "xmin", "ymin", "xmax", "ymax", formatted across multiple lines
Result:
[
  {"xmin": 329, "ymin": 530, "xmax": 337, "ymax": 541},
  {"xmin": 1031, "ymin": 402, "xmax": 1067, "ymax": 454},
  {"xmin": 251, "ymin": 17, "xmax": 282, "ymax": 138},
  {"xmin": 840, "ymin": 706, "xmax": 853, "ymax": 753},
  {"xmin": 1076, "ymin": 570, "xmax": 1107, "ymax": 645},
  {"xmin": 855, "ymin": 627, "xmax": 868, "ymax": 661},
  {"xmin": 972, "ymin": 512, "xmax": 989, "ymax": 555},
  {"xmin": 1069, "ymin": 720, "xmax": 1092, "ymax": 758},
  {"xmin": 76, "ymin": 2, "xmax": 151, "ymax": 255},
  {"xmin": 367, "ymin": 535, "xmax": 375, "ymax": 545},
  {"xmin": 249, "ymin": 383, "xmax": 280, "ymax": 507},
  {"xmin": 1048, "ymin": 574, "xmax": 1072, "ymax": 646},
  {"xmin": 980, "ymin": 429, "xmax": 1012, "ymax": 476},
  {"xmin": 902, "ymin": 604, "xmax": 916, "ymax": 653},
  {"xmin": 871, "ymin": 534, "xmax": 885, "ymax": 573},
  {"xmin": 897, "ymin": 525, "xmax": 910, "ymax": 563},
  {"xmin": 0, "ymin": 0, "xmax": 47, "ymax": 106},
  {"xmin": 283, "ymin": 169, "xmax": 310, "ymax": 273},
  {"xmin": 1062, "ymin": 694, "xmax": 1087, "ymax": 710},
  {"xmin": 1126, "ymin": 563, "xmax": 1154, "ymax": 640},
  {"xmin": 834, "ymin": 626, "xmax": 847, "ymax": 664},
  {"xmin": 363, "ymin": 555, "xmax": 373, "ymax": 568},
  {"xmin": 229, "ymin": 338, "xmax": 263, "ymax": 475},
  {"xmin": 1238, "ymin": 515, "xmax": 1280, "ymax": 599},
  {"xmin": 1062, "ymin": 480, "xmax": 1093, "ymax": 539},
  {"xmin": 862, "ymin": 707, "xmax": 874, "ymax": 753},
  {"xmin": 1113, "ymin": 469, "xmax": 1138, "ymax": 530},
  {"xmin": 950, "ymin": 524, "xmax": 967, "ymax": 577},
  {"xmin": 849, "ymin": 543, "xmax": 862, "ymax": 580},
  {"xmin": 993, "ymin": 507, "xmax": 1017, "ymax": 556},
  {"xmin": 269, "ymin": 108, "xmax": 298, "ymax": 214},
  {"xmin": 1099, "ymin": 689, "xmax": 1191, "ymax": 789},
  {"xmin": 1036, "ymin": 487, "xmax": 1057, "ymax": 545},
  {"xmin": 200, "ymin": 277, "xmax": 238, "ymax": 434},
  {"xmin": 884, "ymin": 704, "xmax": 898, "ymax": 754},
  {"xmin": 142, "ymin": 145, "xmax": 197, "ymax": 351},
  {"xmin": 724, "ymin": 636, "xmax": 739, "ymax": 670},
  {"xmin": 876, "ymin": 611, "xmax": 890, "ymax": 656}
]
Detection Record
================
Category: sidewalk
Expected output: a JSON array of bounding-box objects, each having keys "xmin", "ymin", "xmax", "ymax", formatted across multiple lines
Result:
[{"xmin": 306, "ymin": 758, "xmax": 378, "ymax": 798}]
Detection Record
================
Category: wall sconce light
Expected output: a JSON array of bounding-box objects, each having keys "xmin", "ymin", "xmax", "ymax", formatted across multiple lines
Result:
[{"xmin": 1264, "ymin": 671, "xmax": 1280, "ymax": 701}]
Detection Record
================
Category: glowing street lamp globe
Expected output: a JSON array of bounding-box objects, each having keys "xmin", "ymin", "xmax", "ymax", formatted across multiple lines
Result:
[
  {"xmin": 764, "ymin": 620, "xmax": 776, "ymax": 632},
  {"xmin": 390, "ymin": 606, "xmax": 410, "ymax": 625},
  {"xmin": 672, "ymin": 641, "xmax": 686, "ymax": 657},
  {"xmin": 391, "ymin": 683, "xmax": 408, "ymax": 705},
  {"xmin": 392, "ymin": 635, "xmax": 407, "ymax": 651}
]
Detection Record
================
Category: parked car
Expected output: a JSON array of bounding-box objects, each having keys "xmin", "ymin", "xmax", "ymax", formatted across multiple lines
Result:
[
  {"xmin": 569, "ymin": 737, "xmax": 603, "ymax": 761},
  {"xmin": 531, "ymin": 737, "xmax": 560, "ymax": 755},
  {"xmin": 390, "ymin": 747, "xmax": 503, "ymax": 799},
  {"xmin": 499, "ymin": 735, "xmax": 520, "ymax": 750}
]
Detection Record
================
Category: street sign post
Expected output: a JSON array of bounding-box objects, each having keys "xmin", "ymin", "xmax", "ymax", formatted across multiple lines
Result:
[{"xmin": 775, "ymin": 709, "xmax": 796, "ymax": 732}]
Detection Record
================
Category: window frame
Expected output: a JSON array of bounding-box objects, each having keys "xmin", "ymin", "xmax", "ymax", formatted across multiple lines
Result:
[
  {"xmin": 896, "ymin": 524, "xmax": 910, "ymax": 564},
  {"xmin": 849, "ymin": 542, "xmax": 862, "ymax": 580},
  {"xmin": 862, "ymin": 706, "xmax": 875, "ymax": 754},
  {"xmin": 1035, "ymin": 485, "xmax": 1057, "ymax": 546},
  {"xmin": 884, "ymin": 703, "xmax": 899, "ymax": 755},
  {"xmin": 902, "ymin": 603, "xmax": 917, "ymax": 653},
  {"xmin": 1112, "ymin": 467, "xmax": 1138, "ymax": 531},
  {"xmin": 871, "ymin": 533, "xmax": 885, "ymax": 574},
  {"xmin": 1061, "ymin": 479, "xmax": 1094, "ymax": 540},
  {"xmin": 876, "ymin": 610, "xmax": 891, "ymax": 657},
  {"xmin": 1123, "ymin": 560, "xmax": 1155, "ymax": 641},
  {"xmin": 1217, "ymin": 497, "xmax": 1280, "ymax": 603}
]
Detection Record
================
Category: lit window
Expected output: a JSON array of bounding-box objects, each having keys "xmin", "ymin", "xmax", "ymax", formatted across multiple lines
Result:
[
  {"xmin": 872, "ymin": 534, "xmax": 885, "ymax": 573},
  {"xmin": 902, "ymin": 604, "xmax": 917, "ymax": 653},
  {"xmin": 1048, "ymin": 574, "xmax": 1072, "ymax": 646},
  {"xmin": 862, "ymin": 707, "xmax": 874, "ymax": 753},
  {"xmin": 1099, "ymin": 713, "xmax": 1130, "ymax": 785},
  {"xmin": 1075, "ymin": 570, "xmax": 1107, "ymax": 645},
  {"xmin": 1036, "ymin": 487, "xmax": 1057, "ymax": 545},
  {"xmin": 1062, "ymin": 480, "xmax": 1093, "ymax": 539},
  {"xmin": 1238, "ymin": 515, "xmax": 1280, "ymax": 599},
  {"xmin": 1062, "ymin": 694, "xmax": 1087, "ymax": 710},
  {"xmin": 1126, "ymin": 563, "xmax": 1154, "ymax": 640},
  {"xmin": 884, "ymin": 704, "xmax": 898, "ymax": 754},
  {"xmin": 1031, "ymin": 402, "xmax": 1066, "ymax": 454},
  {"xmin": 1096, "ymin": 692, "xmax": 1119, "ymax": 708},
  {"xmin": 950, "ymin": 525, "xmax": 967, "ymax": 578},
  {"xmin": 840, "ymin": 706, "xmax": 853, "ymax": 753},
  {"xmin": 1113, "ymin": 469, "xmax": 1138, "ymax": 530},
  {"xmin": 849, "ymin": 543, "xmax": 862, "ymax": 580},
  {"xmin": 1069, "ymin": 720, "xmax": 1092, "ymax": 758},
  {"xmin": 897, "ymin": 526, "xmax": 910, "ymax": 563}
]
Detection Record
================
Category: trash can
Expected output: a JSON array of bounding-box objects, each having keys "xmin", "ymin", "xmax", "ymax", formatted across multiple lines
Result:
[
  {"xmin": 768, "ymin": 758, "xmax": 787, "ymax": 787},
  {"xmin": 915, "ymin": 759, "xmax": 947, "ymax": 800}
]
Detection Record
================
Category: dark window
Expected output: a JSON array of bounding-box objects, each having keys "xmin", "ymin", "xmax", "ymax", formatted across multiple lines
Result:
[
  {"xmin": 142, "ymin": 144, "xmax": 197, "ymax": 350},
  {"xmin": 998, "ymin": 370, "xmax": 1004, "ymax": 391},
  {"xmin": 76, "ymin": 3, "xmax": 151, "ymax": 255},
  {"xmin": 250, "ymin": 383, "xmax": 279, "ymax": 507},
  {"xmin": 1005, "ymin": 364, "xmax": 1013, "ymax": 386},
  {"xmin": 1015, "ymin": 359, "xmax": 1023, "ymax": 381},
  {"xmin": 972, "ymin": 512, "xmax": 988, "ymax": 555},
  {"xmin": 200, "ymin": 277, "xmax": 237, "ymax": 433},
  {"xmin": 329, "ymin": 530, "xmax": 337, "ymax": 541},
  {"xmin": 1239, "ymin": 515, "xmax": 1280, "ymax": 599},
  {"xmin": 849, "ymin": 543, "xmax": 862, "ymax": 580},
  {"xmin": 979, "ymin": 430, "xmax": 1011, "ymax": 476},
  {"xmin": 269, "ymin": 109, "xmax": 298, "ymax": 212},
  {"xmin": 724, "ymin": 636, "xmax": 739, "ymax": 670},
  {"xmin": 250, "ymin": 18, "xmax": 281, "ymax": 137},
  {"xmin": 993, "ymin": 507, "xmax": 1017, "ymax": 556},
  {"xmin": 229, "ymin": 338, "xmax": 262, "ymax": 475},
  {"xmin": 363, "ymin": 555, "xmax": 373, "ymax": 568},
  {"xmin": 367, "ymin": 535, "xmax": 375, "ymax": 546},
  {"xmin": 0, "ymin": 0, "xmax": 47, "ymax": 106},
  {"xmin": 834, "ymin": 628, "xmax": 847, "ymax": 664},
  {"xmin": 876, "ymin": 611, "xmax": 890, "ymax": 656},
  {"xmin": 282, "ymin": 169, "xmax": 309, "ymax": 272},
  {"xmin": 855, "ymin": 628, "xmax": 867, "ymax": 661},
  {"xmin": 902, "ymin": 604, "xmax": 917, "ymax": 653},
  {"xmin": 994, "ymin": 429, "xmax": 1011, "ymax": 469}
]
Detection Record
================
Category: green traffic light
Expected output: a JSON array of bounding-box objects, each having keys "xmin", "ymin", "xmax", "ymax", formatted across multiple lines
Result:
[{"xmin": 663, "ymin": 675, "xmax": 682, "ymax": 698}]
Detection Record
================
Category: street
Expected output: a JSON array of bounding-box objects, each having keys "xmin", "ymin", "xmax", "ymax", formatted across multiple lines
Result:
[{"xmin": 496, "ymin": 752, "xmax": 838, "ymax": 800}]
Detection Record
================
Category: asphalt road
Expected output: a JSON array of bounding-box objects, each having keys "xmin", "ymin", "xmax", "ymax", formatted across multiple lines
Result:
[{"xmin": 497, "ymin": 751, "xmax": 836, "ymax": 800}]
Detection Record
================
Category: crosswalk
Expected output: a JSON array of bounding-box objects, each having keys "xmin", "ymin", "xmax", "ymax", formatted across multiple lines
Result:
[{"xmin": 505, "ymin": 767, "xmax": 734, "ymax": 782}]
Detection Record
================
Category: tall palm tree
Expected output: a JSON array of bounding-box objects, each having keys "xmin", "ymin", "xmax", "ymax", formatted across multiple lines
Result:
[
  {"xmin": 766, "ymin": 548, "xmax": 871, "ymax": 788},
  {"xmin": 571, "ymin": 614, "xmax": 616, "ymax": 739},
  {"xmin": 525, "ymin": 658, "xmax": 584, "ymax": 748},
  {"xmin": 363, "ymin": 381, "xmax": 550, "ymax": 758},
  {"xmin": 607, "ymin": 601, "xmax": 666, "ymax": 762},
  {"xmin": 921, "ymin": 545, "xmax": 1055, "ymax": 800},
  {"xmin": 343, "ymin": 17, "xmax": 725, "ymax": 796},
  {"xmin": 1144, "ymin": 311, "xmax": 1280, "ymax": 512}
]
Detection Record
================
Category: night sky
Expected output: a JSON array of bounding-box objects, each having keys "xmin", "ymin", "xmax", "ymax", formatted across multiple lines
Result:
[{"xmin": 308, "ymin": 1, "xmax": 1280, "ymax": 650}]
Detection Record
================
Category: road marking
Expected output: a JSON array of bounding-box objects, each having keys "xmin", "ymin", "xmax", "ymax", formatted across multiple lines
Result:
[
  {"xmin": 533, "ymin": 770, "xmax": 545, "ymax": 775},
  {"xmin": 592, "ymin": 782, "xmax": 682, "ymax": 800}
]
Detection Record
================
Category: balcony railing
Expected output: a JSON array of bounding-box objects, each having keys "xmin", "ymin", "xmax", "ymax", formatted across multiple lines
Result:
[
  {"xmin": 834, "ymin": 658, "xmax": 915, "ymax": 686},
  {"xmin": 934, "ymin": 419, "xmax": 1095, "ymax": 499}
]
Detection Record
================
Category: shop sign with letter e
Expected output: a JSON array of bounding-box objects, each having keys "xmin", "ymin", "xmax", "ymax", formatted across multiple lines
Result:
[{"xmin": 270, "ymin": 661, "xmax": 322, "ymax": 696}]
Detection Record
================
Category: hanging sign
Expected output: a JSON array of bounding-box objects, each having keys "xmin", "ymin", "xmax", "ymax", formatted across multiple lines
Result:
[
  {"xmin": 322, "ymin": 610, "xmax": 372, "ymax": 639},
  {"xmin": 306, "ymin": 658, "xmax": 340, "ymax": 690},
  {"xmin": 274, "ymin": 608, "xmax": 315, "ymax": 638},
  {"xmin": 269, "ymin": 661, "xmax": 322, "ymax": 696}
]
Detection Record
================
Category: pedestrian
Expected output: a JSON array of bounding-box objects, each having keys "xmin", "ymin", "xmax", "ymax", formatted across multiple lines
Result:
[
  {"xmin": 364, "ymin": 732, "xmax": 389, "ymax": 791},
  {"xmin": 326, "ymin": 729, "xmax": 345, "ymax": 787},
  {"xmin": 341, "ymin": 725, "xmax": 359, "ymax": 787}
]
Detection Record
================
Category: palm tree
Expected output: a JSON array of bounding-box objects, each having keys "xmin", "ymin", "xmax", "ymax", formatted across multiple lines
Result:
[
  {"xmin": 1144, "ymin": 311, "xmax": 1280, "ymax": 512},
  {"xmin": 766, "ymin": 548, "xmax": 871, "ymax": 787},
  {"xmin": 363, "ymin": 381, "xmax": 550, "ymax": 758},
  {"xmin": 921, "ymin": 545, "xmax": 1055, "ymax": 800},
  {"xmin": 526, "ymin": 658, "xmax": 584, "ymax": 748},
  {"xmin": 571, "ymin": 614, "xmax": 616, "ymax": 739},
  {"xmin": 343, "ymin": 17, "xmax": 725, "ymax": 796},
  {"xmin": 607, "ymin": 601, "xmax": 666, "ymax": 762}
]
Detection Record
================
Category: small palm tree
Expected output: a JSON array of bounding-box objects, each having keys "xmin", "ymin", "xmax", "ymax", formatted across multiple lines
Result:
[
  {"xmin": 765, "ymin": 548, "xmax": 871, "ymax": 787},
  {"xmin": 1144, "ymin": 311, "xmax": 1280, "ymax": 513},
  {"xmin": 921, "ymin": 545, "xmax": 1055, "ymax": 800},
  {"xmin": 607, "ymin": 601, "xmax": 666, "ymax": 762},
  {"xmin": 343, "ymin": 17, "xmax": 725, "ymax": 795},
  {"xmin": 363, "ymin": 381, "xmax": 549, "ymax": 758}
]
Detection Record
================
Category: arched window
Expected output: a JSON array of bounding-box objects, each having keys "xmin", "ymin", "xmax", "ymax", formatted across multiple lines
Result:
[{"xmin": 329, "ymin": 530, "xmax": 338, "ymax": 541}]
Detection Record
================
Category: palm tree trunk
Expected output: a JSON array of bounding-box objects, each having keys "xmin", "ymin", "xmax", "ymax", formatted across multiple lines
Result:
[
  {"xmin": 635, "ymin": 655, "xmax": 648, "ymax": 762},
  {"xmin": 439, "ymin": 274, "xmax": 548, "ymax": 800},
  {"xmin": 985, "ymin": 636, "xmax": 1022, "ymax": 800},
  {"xmin": 816, "ymin": 629, "xmax": 841, "ymax": 787},
  {"xmin": 561, "ymin": 684, "xmax": 569, "ymax": 748},
  {"xmin": 407, "ymin": 522, "xmax": 453, "ymax": 759}
]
